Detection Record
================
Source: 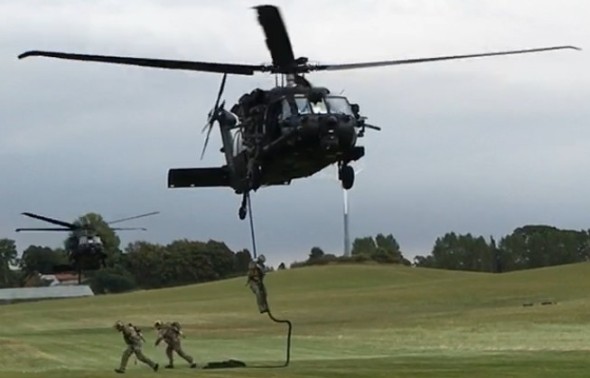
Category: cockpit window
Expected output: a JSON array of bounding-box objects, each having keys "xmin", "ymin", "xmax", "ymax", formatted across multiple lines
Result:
[
  {"xmin": 326, "ymin": 96, "xmax": 353, "ymax": 115},
  {"xmin": 295, "ymin": 97, "xmax": 311, "ymax": 114},
  {"xmin": 310, "ymin": 99, "xmax": 328, "ymax": 114}
]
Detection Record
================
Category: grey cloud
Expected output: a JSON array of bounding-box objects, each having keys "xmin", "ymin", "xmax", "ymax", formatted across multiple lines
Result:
[{"xmin": 1, "ymin": 1, "xmax": 588, "ymax": 268}]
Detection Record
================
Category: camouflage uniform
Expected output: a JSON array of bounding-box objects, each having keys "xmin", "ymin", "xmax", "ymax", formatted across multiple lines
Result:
[
  {"xmin": 114, "ymin": 321, "xmax": 159, "ymax": 374},
  {"xmin": 247, "ymin": 255, "xmax": 269, "ymax": 313},
  {"xmin": 154, "ymin": 320, "xmax": 197, "ymax": 369}
]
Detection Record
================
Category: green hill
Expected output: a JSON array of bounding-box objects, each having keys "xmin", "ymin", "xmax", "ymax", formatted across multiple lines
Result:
[{"xmin": 2, "ymin": 263, "xmax": 590, "ymax": 378}]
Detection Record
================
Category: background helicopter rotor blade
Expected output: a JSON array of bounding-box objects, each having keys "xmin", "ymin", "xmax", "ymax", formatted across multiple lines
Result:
[
  {"xmin": 201, "ymin": 74, "xmax": 227, "ymax": 159},
  {"xmin": 15, "ymin": 227, "xmax": 73, "ymax": 232},
  {"xmin": 18, "ymin": 51, "xmax": 267, "ymax": 75},
  {"xmin": 110, "ymin": 227, "xmax": 147, "ymax": 231},
  {"xmin": 107, "ymin": 211, "xmax": 160, "ymax": 225},
  {"xmin": 312, "ymin": 46, "xmax": 581, "ymax": 71},
  {"xmin": 20, "ymin": 212, "xmax": 78, "ymax": 229},
  {"xmin": 254, "ymin": 5, "xmax": 296, "ymax": 72}
]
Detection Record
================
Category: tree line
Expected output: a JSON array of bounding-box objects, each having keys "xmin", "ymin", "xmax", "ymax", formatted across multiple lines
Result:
[
  {"xmin": 0, "ymin": 213, "xmax": 256, "ymax": 294},
  {"xmin": 413, "ymin": 225, "xmax": 590, "ymax": 272},
  {"xmin": 283, "ymin": 226, "xmax": 590, "ymax": 274},
  {"xmin": 2, "ymin": 213, "xmax": 589, "ymax": 294}
]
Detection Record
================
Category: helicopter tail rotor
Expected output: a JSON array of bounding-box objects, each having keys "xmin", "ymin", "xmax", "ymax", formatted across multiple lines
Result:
[{"xmin": 201, "ymin": 73, "xmax": 228, "ymax": 159}]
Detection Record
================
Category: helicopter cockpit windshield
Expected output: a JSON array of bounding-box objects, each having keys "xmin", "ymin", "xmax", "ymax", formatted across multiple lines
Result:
[
  {"xmin": 325, "ymin": 96, "xmax": 354, "ymax": 115},
  {"xmin": 79, "ymin": 235, "xmax": 102, "ymax": 246},
  {"xmin": 295, "ymin": 97, "xmax": 311, "ymax": 114},
  {"xmin": 294, "ymin": 96, "xmax": 352, "ymax": 115}
]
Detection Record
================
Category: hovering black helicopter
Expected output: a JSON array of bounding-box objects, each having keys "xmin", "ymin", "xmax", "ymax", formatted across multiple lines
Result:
[
  {"xmin": 15, "ymin": 211, "xmax": 159, "ymax": 283},
  {"xmin": 18, "ymin": 5, "xmax": 580, "ymax": 220}
]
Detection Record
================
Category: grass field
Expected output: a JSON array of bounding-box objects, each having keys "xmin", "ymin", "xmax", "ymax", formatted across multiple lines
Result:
[{"xmin": 2, "ymin": 263, "xmax": 590, "ymax": 377}]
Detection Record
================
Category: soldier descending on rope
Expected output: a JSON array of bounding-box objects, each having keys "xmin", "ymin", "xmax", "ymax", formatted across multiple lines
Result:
[
  {"xmin": 247, "ymin": 254, "xmax": 269, "ymax": 314},
  {"xmin": 113, "ymin": 320, "xmax": 159, "ymax": 374},
  {"xmin": 154, "ymin": 320, "xmax": 198, "ymax": 369}
]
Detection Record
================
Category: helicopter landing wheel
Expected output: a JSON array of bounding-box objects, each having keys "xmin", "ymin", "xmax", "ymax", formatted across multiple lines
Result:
[
  {"xmin": 340, "ymin": 164, "xmax": 354, "ymax": 190},
  {"xmin": 239, "ymin": 193, "xmax": 248, "ymax": 220},
  {"xmin": 239, "ymin": 206, "xmax": 247, "ymax": 220}
]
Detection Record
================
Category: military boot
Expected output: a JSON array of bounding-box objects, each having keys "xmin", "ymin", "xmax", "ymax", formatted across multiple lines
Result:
[
  {"xmin": 153, "ymin": 363, "xmax": 159, "ymax": 372},
  {"xmin": 114, "ymin": 368, "xmax": 125, "ymax": 374},
  {"xmin": 165, "ymin": 364, "xmax": 174, "ymax": 369},
  {"xmin": 190, "ymin": 362, "xmax": 198, "ymax": 368}
]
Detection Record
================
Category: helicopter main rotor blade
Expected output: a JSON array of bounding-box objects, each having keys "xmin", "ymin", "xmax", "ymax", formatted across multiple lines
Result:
[
  {"xmin": 20, "ymin": 212, "xmax": 77, "ymax": 229},
  {"xmin": 18, "ymin": 51, "xmax": 268, "ymax": 76},
  {"xmin": 15, "ymin": 227, "xmax": 72, "ymax": 232},
  {"xmin": 313, "ymin": 46, "xmax": 581, "ymax": 71},
  {"xmin": 111, "ymin": 227, "xmax": 147, "ymax": 231},
  {"xmin": 255, "ymin": 5, "xmax": 296, "ymax": 71},
  {"xmin": 107, "ymin": 211, "xmax": 160, "ymax": 225}
]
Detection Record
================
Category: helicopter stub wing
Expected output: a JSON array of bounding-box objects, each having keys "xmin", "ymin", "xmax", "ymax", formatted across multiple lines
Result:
[{"xmin": 168, "ymin": 167, "xmax": 231, "ymax": 189}]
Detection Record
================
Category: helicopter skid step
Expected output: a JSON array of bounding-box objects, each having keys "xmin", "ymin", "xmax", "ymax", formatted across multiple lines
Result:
[{"xmin": 168, "ymin": 167, "xmax": 231, "ymax": 188}]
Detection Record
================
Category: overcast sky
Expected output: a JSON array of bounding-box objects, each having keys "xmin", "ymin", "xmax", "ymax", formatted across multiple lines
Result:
[{"xmin": 0, "ymin": 0, "xmax": 587, "ymax": 267}]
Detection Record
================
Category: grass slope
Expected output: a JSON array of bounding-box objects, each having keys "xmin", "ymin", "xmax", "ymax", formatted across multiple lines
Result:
[{"xmin": 2, "ymin": 263, "xmax": 590, "ymax": 377}]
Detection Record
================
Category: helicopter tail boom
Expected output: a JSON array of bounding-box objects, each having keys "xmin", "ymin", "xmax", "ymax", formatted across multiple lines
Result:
[{"xmin": 168, "ymin": 167, "xmax": 231, "ymax": 189}]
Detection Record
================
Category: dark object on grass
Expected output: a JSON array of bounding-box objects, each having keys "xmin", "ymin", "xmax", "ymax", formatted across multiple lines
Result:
[{"xmin": 202, "ymin": 359, "xmax": 247, "ymax": 369}]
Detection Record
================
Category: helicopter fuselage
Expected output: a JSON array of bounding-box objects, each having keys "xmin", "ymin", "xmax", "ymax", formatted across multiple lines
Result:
[
  {"xmin": 168, "ymin": 84, "xmax": 367, "ymax": 199},
  {"xmin": 229, "ymin": 86, "xmax": 366, "ymax": 190}
]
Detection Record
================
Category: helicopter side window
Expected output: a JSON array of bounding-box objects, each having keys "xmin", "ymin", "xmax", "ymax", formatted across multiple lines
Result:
[
  {"xmin": 326, "ymin": 96, "xmax": 354, "ymax": 115},
  {"xmin": 232, "ymin": 129, "xmax": 244, "ymax": 155},
  {"xmin": 280, "ymin": 99, "xmax": 292, "ymax": 119}
]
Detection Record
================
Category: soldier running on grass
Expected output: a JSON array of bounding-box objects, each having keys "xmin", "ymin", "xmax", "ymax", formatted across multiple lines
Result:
[
  {"xmin": 113, "ymin": 320, "xmax": 159, "ymax": 374},
  {"xmin": 154, "ymin": 320, "xmax": 198, "ymax": 369}
]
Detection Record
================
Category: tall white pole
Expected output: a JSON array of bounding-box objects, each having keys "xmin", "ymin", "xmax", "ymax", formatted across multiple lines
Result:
[{"xmin": 343, "ymin": 188, "xmax": 351, "ymax": 257}]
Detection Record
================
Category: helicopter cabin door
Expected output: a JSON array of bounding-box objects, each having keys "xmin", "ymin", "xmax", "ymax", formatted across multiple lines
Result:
[{"xmin": 265, "ymin": 98, "xmax": 291, "ymax": 141}]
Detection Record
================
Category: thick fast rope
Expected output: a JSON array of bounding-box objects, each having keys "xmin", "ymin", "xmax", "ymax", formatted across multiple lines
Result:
[
  {"xmin": 246, "ymin": 192, "xmax": 257, "ymax": 259},
  {"xmin": 246, "ymin": 193, "xmax": 292, "ymax": 367},
  {"xmin": 266, "ymin": 308, "xmax": 292, "ymax": 367}
]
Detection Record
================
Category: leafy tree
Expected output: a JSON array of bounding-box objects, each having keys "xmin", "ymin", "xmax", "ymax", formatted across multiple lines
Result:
[
  {"xmin": 234, "ymin": 249, "xmax": 252, "ymax": 273},
  {"xmin": 0, "ymin": 239, "xmax": 18, "ymax": 287},
  {"xmin": 124, "ymin": 241, "xmax": 167, "ymax": 288},
  {"xmin": 351, "ymin": 237, "xmax": 377, "ymax": 256},
  {"xmin": 416, "ymin": 232, "xmax": 494, "ymax": 271},
  {"xmin": 352, "ymin": 234, "xmax": 408, "ymax": 264},
  {"xmin": 309, "ymin": 246, "xmax": 325, "ymax": 261},
  {"xmin": 64, "ymin": 213, "xmax": 122, "ymax": 266},
  {"xmin": 499, "ymin": 225, "xmax": 586, "ymax": 271},
  {"xmin": 19, "ymin": 245, "xmax": 69, "ymax": 276},
  {"xmin": 90, "ymin": 267, "xmax": 137, "ymax": 294}
]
